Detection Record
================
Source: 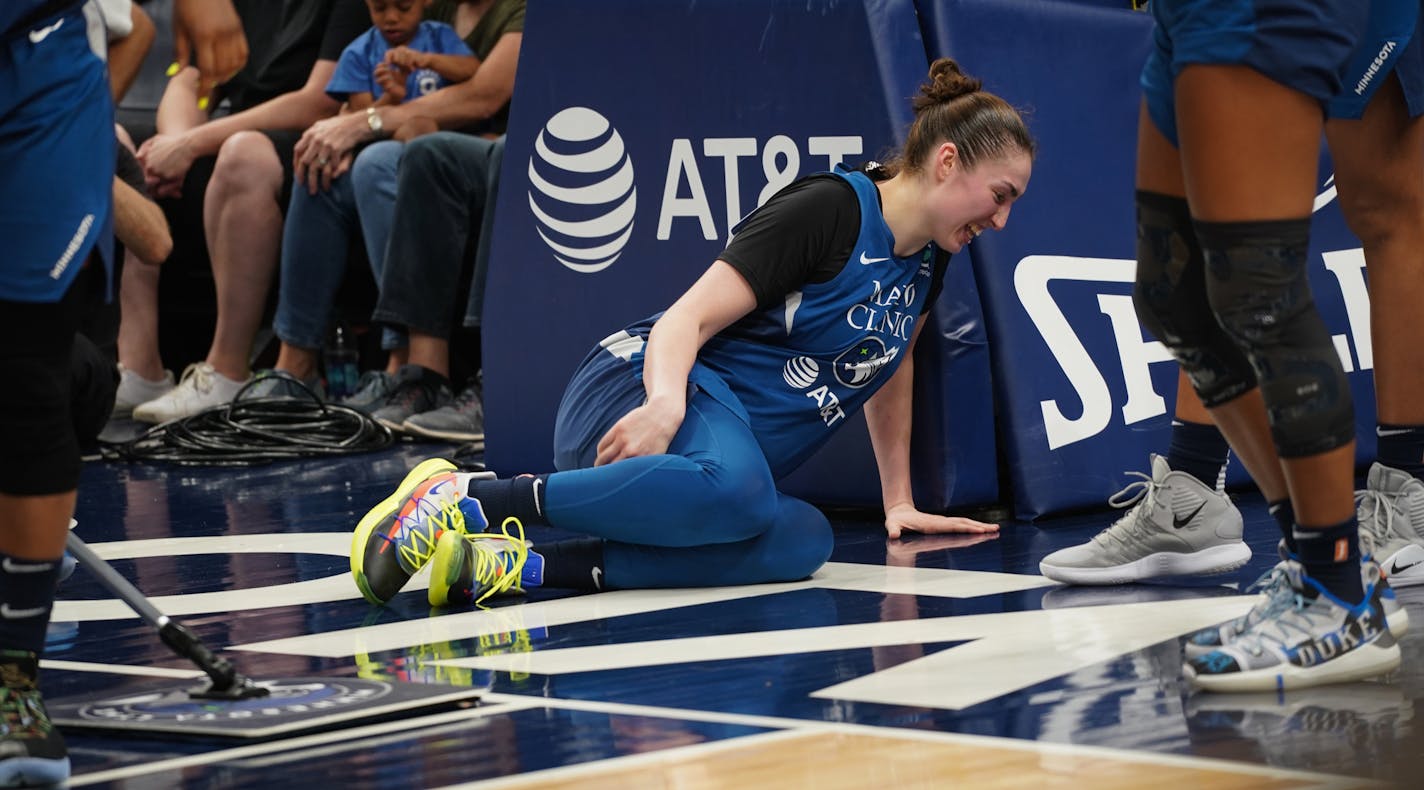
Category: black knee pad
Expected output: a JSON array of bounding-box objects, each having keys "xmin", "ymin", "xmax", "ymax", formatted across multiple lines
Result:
[
  {"xmin": 1132, "ymin": 191, "xmax": 1257, "ymax": 405},
  {"xmin": 1196, "ymin": 217, "xmax": 1355, "ymax": 457}
]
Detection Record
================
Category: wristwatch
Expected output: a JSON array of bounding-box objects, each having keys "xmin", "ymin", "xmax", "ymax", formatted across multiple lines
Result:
[{"xmin": 366, "ymin": 107, "xmax": 385, "ymax": 138}]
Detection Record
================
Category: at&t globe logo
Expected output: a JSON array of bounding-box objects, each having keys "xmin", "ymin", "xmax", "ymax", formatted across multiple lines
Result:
[{"xmin": 528, "ymin": 107, "xmax": 636, "ymax": 273}]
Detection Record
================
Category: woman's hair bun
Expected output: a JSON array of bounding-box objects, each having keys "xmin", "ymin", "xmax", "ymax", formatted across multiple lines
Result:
[{"xmin": 914, "ymin": 57, "xmax": 982, "ymax": 112}]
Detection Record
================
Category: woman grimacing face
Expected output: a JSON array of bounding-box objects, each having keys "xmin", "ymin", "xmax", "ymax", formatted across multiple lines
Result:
[{"xmin": 930, "ymin": 147, "xmax": 1032, "ymax": 254}]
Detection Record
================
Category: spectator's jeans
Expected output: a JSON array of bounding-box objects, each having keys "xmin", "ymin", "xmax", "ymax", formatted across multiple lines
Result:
[
  {"xmin": 274, "ymin": 140, "xmax": 403, "ymax": 351},
  {"xmin": 372, "ymin": 132, "xmax": 504, "ymax": 338}
]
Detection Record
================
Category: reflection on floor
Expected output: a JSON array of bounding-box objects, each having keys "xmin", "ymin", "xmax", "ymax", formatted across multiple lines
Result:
[{"xmin": 52, "ymin": 445, "xmax": 1422, "ymax": 788}]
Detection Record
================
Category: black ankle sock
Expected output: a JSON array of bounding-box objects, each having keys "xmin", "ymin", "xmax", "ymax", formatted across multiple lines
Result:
[
  {"xmin": 1167, "ymin": 419, "xmax": 1230, "ymax": 488},
  {"xmin": 537, "ymin": 538, "xmax": 607, "ymax": 591},
  {"xmin": 1268, "ymin": 499, "xmax": 1297, "ymax": 555},
  {"xmin": 468, "ymin": 475, "xmax": 548, "ymax": 527},
  {"xmin": 1293, "ymin": 517, "xmax": 1364, "ymax": 604},
  {"xmin": 0, "ymin": 551, "xmax": 61, "ymax": 654},
  {"xmin": 417, "ymin": 366, "xmax": 451, "ymax": 392},
  {"xmin": 1376, "ymin": 424, "xmax": 1424, "ymax": 480}
]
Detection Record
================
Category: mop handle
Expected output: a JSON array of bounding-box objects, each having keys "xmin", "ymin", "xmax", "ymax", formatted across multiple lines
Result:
[
  {"xmin": 64, "ymin": 531, "xmax": 168, "ymax": 627},
  {"xmin": 64, "ymin": 531, "xmax": 269, "ymax": 699}
]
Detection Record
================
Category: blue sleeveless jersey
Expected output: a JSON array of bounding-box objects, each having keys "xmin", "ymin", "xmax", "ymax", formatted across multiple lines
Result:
[
  {"xmin": 619, "ymin": 170, "xmax": 942, "ymax": 479},
  {"xmin": 2, "ymin": 2, "xmax": 114, "ymax": 302}
]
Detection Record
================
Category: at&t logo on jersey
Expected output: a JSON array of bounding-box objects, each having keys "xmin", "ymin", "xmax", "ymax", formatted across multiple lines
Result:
[
  {"xmin": 528, "ymin": 107, "xmax": 637, "ymax": 274},
  {"xmin": 782, "ymin": 356, "xmax": 820, "ymax": 389}
]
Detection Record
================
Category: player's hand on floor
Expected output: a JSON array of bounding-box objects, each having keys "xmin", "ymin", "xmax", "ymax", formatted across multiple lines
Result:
[{"xmin": 884, "ymin": 505, "xmax": 999, "ymax": 540}]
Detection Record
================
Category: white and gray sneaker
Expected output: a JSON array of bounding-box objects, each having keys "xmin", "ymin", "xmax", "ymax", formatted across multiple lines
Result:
[
  {"xmin": 1039, "ymin": 454, "xmax": 1249, "ymax": 585},
  {"xmin": 112, "ymin": 365, "xmax": 174, "ymax": 418},
  {"xmin": 1356, "ymin": 463, "xmax": 1424, "ymax": 588},
  {"xmin": 1184, "ymin": 541, "xmax": 1409, "ymax": 658},
  {"xmin": 131, "ymin": 362, "xmax": 252, "ymax": 424},
  {"xmin": 1183, "ymin": 559, "xmax": 1400, "ymax": 692}
]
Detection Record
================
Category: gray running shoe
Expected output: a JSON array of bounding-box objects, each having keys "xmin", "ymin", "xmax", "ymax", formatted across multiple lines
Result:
[
  {"xmin": 371, "ymin": 366, "xmax": 453, "ymax": 432},
  {"xmin": 1184, "ymin": 559, "xmax": 1400, "ymax": 692},
  {"xmin": 1039, "ymin": 454, "xmax": 1249, "ymax": 585},
  {"xmin": 241, "ymin": 370, "xmax": 324, "ymax": 401},
  {"xmin": 1356, "ymin": 463, "xmax": 1424, "ymax": 588},
  {"xmin": 403, "ymin": 380, "xmax": 485, "ymax": 445},
  {"xmin": 341, "ymin": 370, "xmax": 396, "ymax": 413}
]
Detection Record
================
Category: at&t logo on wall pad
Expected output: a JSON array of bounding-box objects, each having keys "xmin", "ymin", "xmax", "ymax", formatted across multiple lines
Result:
[{"xmin": 528, "ymin": 107, "xmax": 636, "ymax": 274}]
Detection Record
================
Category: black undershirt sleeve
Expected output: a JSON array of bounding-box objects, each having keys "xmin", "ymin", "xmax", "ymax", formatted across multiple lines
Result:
[
  {"xmin": 716, "ymin": 171, "xmax": 953, "ymax": 316},
  {"xmin": 716, "ymin": 175, "xmax": 861, "ymax": 310}
]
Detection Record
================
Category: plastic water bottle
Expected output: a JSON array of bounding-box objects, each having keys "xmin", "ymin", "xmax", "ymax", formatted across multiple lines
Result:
[{"xmin": 325, "ymin": 325, "xmax": 359, "ymax": 401}]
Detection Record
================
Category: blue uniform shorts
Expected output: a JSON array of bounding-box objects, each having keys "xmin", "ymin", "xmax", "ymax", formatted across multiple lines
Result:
[
  {"xmin": 1392, "ymin": 22, "xmax": 1424, "ymax": 118},
  {"xmin": 1142, "ymin": 0, "xmax": 1372, "ymax": 145},
  {"xmin": 0, "ymin": 4, "xmax": 113, "ymax": 303},
  {"xmin": 1327, "ymin": 0, "xmax": 1422, "ymax": 119}
]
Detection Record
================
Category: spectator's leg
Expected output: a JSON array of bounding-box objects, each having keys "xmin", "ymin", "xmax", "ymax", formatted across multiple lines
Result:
[
  {"xmin": 116, "ymin": 250, "xmax": 163, "ymax": 379},
  {"xmin": 373, "ymin": 133, "xmax": 499, "ymax": 377},
  {"xmin": 349, "ymin": 140, "xmax": 407, "ymax": 356},
  {"xmin": 463, "ymin": 136, "xmax": 505, "ymax": 331},
  {"xmin": 272, "ymin": 169, "xmax": 364, "ymax": 381},
  {"xmin": 114, "ymin": 126, "xmax": 165, "ymax": 382},
  {"xmin": 203, "ymin": 131, "xmax": 284, "ymax": 381}
]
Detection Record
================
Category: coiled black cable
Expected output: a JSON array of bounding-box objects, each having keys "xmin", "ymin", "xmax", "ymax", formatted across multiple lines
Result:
[{"xmin": 104, "ymin": 378, "xmax": 394, "ymax": 466}]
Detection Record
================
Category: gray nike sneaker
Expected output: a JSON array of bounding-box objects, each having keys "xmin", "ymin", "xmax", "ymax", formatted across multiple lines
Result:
[
  {"xmin": 1356, "ymin": 463, "xmax": 1424, "ymax": 588},
  {"xmin": 1039, "ymin": 454, "xmax": 1249, "ymax": 585}
]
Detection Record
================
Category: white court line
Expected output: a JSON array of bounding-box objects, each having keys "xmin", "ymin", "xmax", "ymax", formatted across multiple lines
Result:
[
  {"xmin": 428, "ymin": 596, "xmax": 1256, "ymax": 711},
  {"xmin": 67, "ymin": 698, "xmax": 543, "ymax": 787},
  {"xmin": 233, "ymin": 563, "xmax": 1053, "ymax": 659},
  {"xmin": 63, "ymin": 682, "xmax": 1373, "ymax": 788},
  {"xmin": 53, "ymin": 533, "xmax": 365, "ymax": 621},
  {"xmin": 41, "ymin": 659, "xmax": 205, "ymax": 679}
]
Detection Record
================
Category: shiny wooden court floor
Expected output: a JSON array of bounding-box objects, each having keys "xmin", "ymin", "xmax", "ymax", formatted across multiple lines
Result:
[{"xmin": 54, "ymin": 445, "xmax": 1423, "ymax": 788}]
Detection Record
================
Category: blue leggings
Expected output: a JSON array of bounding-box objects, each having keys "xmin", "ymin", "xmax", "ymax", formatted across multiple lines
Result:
[{"xmin": 546, "ymin": 350, "xmax": 834, "ymax": 589}]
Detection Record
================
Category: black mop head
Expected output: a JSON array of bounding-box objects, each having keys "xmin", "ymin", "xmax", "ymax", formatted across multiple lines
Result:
[{"xmin": 48, "ymin": 677, "xmax": 482, "ymax": 740}]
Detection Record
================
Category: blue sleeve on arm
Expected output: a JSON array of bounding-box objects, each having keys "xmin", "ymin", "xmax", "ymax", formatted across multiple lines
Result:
[{"xmin": 326, "ymin": 32, "xmax": 379, "ymax": 100}]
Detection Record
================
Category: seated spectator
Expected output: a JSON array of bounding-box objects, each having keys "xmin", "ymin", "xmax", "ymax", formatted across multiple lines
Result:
[
  {"xmin": 250, "ymin": 0, "xmax": 477, "ymax": 401},
  {"xmin": 367, "ymin": 131, "xmax": 505, "ymax": 442},
  {"xmin": 122, "ymin": 0, "xmax": 370, "ymax": 423},
  {"xmin": 337, "ymin": 0, "xmax": 476, "ymax": 112},
  {"xmin": 259, "ymin": 0, "xmax": 521, "ymax": 432},
  {"xmin": 91, "ymin": 143, "xmax": 173, "ymax": 445}
]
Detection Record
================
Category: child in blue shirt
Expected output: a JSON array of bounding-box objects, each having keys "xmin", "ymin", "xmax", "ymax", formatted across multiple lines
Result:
[{"xmin": 328, "ymin": 0, "xmax": 475, "ymax": 110}]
